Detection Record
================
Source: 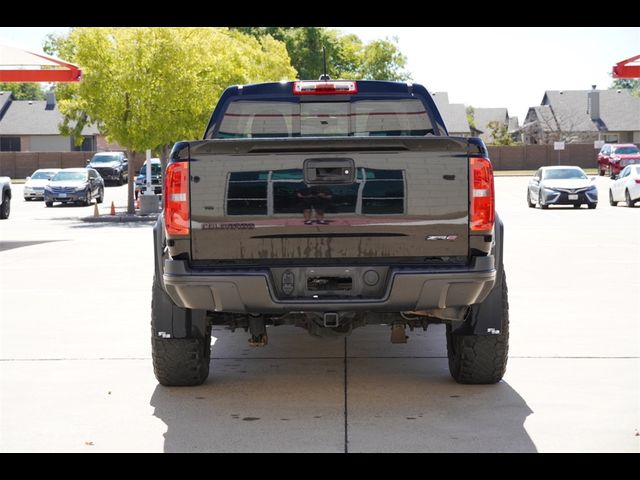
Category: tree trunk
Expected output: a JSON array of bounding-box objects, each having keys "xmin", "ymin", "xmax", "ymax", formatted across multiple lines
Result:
[{"xmin": 126, "ymin": 149, "xmax": 136, "ymax": 214}]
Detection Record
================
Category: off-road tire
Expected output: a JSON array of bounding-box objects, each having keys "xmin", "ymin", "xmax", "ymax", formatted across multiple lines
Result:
[
  {"xmin": 446, "ymin": 271, "xmax": 509, "ymax": 384},
  {"xmin": 152, "ymin": 333, "xmax": 211, "ymax": 386},
  {"xmin": 151, "ymin": 277, "xmax": 211, "ymax": 386},
  {"xmin": 0, "ymin": 193, "xmax": 10, "ymax": 219}
]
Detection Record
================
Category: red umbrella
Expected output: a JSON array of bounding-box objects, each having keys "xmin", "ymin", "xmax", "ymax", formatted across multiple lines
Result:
[{"xmin": 0, "ymin": 44, "xmax": 81, "ymax": 82}]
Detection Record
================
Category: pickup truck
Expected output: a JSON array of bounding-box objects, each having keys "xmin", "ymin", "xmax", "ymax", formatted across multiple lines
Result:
[
  {"xmin": 151, "ymin": 79, "xmax": 508, "ymax": 386},
  {"xmin": 0, "ymin": 176, "xmax": 11, "ymax": 219}
]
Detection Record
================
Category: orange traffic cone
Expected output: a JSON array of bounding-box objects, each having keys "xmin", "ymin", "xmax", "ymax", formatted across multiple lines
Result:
[{"xmin": 110, "ymin": 201, "xmax": 116, "ymax": 216}]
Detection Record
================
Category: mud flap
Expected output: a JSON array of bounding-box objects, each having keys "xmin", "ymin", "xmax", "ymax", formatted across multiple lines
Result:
[
  {"xmin": 457, "ymin": 215, "xmax": 506, "ymax": 336},
  {"xmin": 152, "ymin": 217, "xmax": 208, "ymax": 339}
]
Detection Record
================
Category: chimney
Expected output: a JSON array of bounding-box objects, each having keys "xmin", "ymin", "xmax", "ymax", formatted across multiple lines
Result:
[
  {"xmin": 588, "ymin": 85, "xmax": 599, "ymax": 120},
  {"xmin": 45, "ymin": 92, "xmax": 56, "ymax": 110}
]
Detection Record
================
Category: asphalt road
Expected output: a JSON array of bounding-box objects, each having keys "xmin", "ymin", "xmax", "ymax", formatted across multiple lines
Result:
[{"xmin": 0, "ymin": 177, "xmax": 638, "ymax": 452}]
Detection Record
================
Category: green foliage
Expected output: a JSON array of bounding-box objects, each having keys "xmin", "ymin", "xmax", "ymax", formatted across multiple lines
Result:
[
  {"xmin": 43, "ymin": 27, "xmax": 296, "ymax": 151},
  {"xmin": 0, "ymin": 82, "xmax": 45, "ymax": 100},
  {"xmin": 466, "ymin": 106, "xmax": 476, "ymax": 129},
  {"xmin": 235, "ymin": 27, "xmax": 410, "ymax": 81},
  {"xmin": 610, "ymin": 78, "xmax": 640, "ymax": 97},
  {"xmin": 487, "ymin": 120, "xmax": 515, "ymax": 145}
]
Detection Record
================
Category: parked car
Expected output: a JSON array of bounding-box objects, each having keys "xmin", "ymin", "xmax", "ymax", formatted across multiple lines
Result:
[
  {"xmin": 0, "ymin": 176, "xmax": 11, "ymax": 219},
  {"xmin": 23, "ymin": 168, "xmax": 60, "ymax": 201},
  {"xmin": 44, "ymin": 168, "xmax": 104, "ymax": 207},
  {"xmin": 87, "ymin": 151, "xmax": 128, "ymax": 185},
  {"xmin": 527, "ymin": 166, "xmax": 598, "ymax": 209},
  {"xmin": 597, "ymin": 143, "xmax": 640, "ymax": 178},
  {"xmin": 134, "ymin": 158, "xmax": 162, "ymax": 200},
  {"xmin": 609, "ymin": 165, "xmax": 640, "ymax": 207}
]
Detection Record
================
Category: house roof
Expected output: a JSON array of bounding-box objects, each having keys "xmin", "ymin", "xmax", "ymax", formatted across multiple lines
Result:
[
  {"xmin": 508, "ymin": 116, "xmax": 519, "ymax": 133},
  {"xmin": 431, "ymin": 92, "xmax": 471, "ymax": 134},
  {"xmin": 541, "ymin": 90, "xmax": 640, "ymax": 133},
  {"xmin": 0, "ymin": 91, "xmax": 12, "ymax": 118},
  {"xmin": 0, "ymin": 97, "xmax": 98, "ymax": 136},
  {"xmin": 474, "ymin": 108, "xmax": 509, "ymax": 135}
]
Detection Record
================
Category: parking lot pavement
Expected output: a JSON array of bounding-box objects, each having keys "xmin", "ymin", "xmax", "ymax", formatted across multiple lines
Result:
[{"xmin": 0, "ymin": 177, "xmax": 638, "ymax": 452}]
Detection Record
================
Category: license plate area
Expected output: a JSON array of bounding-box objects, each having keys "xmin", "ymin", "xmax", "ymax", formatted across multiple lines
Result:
[
  {"xmin": 568, "ymin": 194, "xmax": 578, "ymax": 200},
  {"xmin": 307, "ymin": 276, "xmax": 353, "ymax": 291}
]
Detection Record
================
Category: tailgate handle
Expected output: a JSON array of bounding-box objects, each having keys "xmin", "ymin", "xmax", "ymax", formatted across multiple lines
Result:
[{"xmin": 304, "ymin": 158, "xmax": 355, "ymax": 184}]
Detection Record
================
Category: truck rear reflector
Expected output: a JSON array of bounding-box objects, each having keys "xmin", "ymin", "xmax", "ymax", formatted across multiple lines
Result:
[
  {"xmin": 470, "ymin": 157, "xmax": 495, "ymax": 232},
  {"xmin": 164, "ymin": 162, "xmax": 190, "ymax": 236},
  {"xmin": 293, "ymin": 81, "xmax": 357, "ymax": 95}
]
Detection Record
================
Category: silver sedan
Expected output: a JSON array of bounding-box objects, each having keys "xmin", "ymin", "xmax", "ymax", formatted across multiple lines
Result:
[{"xmin": 527, "ymin": 166, "xmax": 598, "ymax": 209}]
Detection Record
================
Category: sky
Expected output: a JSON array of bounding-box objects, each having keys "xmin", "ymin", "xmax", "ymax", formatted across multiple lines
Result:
[{"xmin": 1, "ymin": 26, "xmax": 638, "ymax": 122}]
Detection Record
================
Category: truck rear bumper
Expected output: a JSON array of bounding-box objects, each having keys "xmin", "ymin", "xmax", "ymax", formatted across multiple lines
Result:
[{"xmin": 162, "ymin": 257, "xmax": 496, "ymax": 313}]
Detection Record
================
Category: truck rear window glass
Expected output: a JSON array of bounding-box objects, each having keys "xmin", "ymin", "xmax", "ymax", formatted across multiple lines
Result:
[{"xmin": 215, "ymin": 99, "xmax": 433, "ymax": 138}]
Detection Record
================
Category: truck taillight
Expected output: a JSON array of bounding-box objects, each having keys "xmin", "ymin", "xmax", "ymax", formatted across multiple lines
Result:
[
  {"xmin": 164, "ymin": 161, "xmax": 189, "ymax": 236},
  {"xmin": 470, "ymin": 157, "xmax": 495, "ymax": 232},
  {"xmin": 293, "ymin": 81, "xmax": 357, "ymax": 95}
]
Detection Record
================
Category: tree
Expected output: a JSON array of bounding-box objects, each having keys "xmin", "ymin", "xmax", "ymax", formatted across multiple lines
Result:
[
  {"xmin": 44, "ymin": 27, "xmax": 296, "ymax": 213},
  {"xmin": 0, "ymin": 82, "xmax": 45, "ymax": 100},
  {"xmin": 486, "ymin": 120, "xmax": 515, "ymax": 145},
  {"xmin": 610, "ymin": 78, "xmax": 640, "ymax": 97},
  {"xmin": 466, "ymin": 106, "xmax": 476, "ymax": 129},
  {"xmin": 235, "ymin": 27, "xmax": 410, "ymax": 81}
]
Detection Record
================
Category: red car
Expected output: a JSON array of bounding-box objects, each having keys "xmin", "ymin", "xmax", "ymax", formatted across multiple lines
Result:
[{"xmin": 598, "ymin": 143, "xmax": 640, "ymax": 178}]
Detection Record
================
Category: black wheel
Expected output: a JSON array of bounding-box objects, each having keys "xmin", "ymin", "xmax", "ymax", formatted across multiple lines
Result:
[
  {"xmin": 119, "ymin": 174, "xmax": 125, "ymax": 186},
  {"xmin": 24, "ymin": 197, "xmax": 31, "ymax": 202},
  {"xmin": 84, "ymin": 190, "xmax": 92, "ymax": 206},
  {"xmin": 626, "ymin": 190, "xmax": 636, "ymax": 207},
  {"xmin": 598, "ymin": 167, "xmax": 604, "ymax": 176},
  {"xmin": 0, "ymin": 193, "xmax": 10, "ymax": 219},
  {"xmin": 538, "ymin": 191, "xmax": 548, "ymax": 209},
  {"xmin": 610, "ymin": 166, "xmax": 616, "ymax": 179},
  {"xmin": 609, "ymin": 190, "xmax": 616, "ymax": 206},
  {"xmin": 45, "ymin": 201, "xmax": 53, "ymax": 207},
  {"xmin": 588, "ymin": 203, "xmax": 597, "ymax": 209},
  {"xmin": 151, "ymin": 276, "xmax": 211, "ymax": 386},
  {"xmin": 526, "ymin": 189, "xmax": 535, "ymax": 208},
  {"xmin": 446, "ymin": 271, "xmax": 509, "ymax": 384},
  {"xmin": 96, "ymin": 187, "xmax": 104, "ymax": 204},
  {"xmin": 573, "ymin": 203, "xmax": 580, "ymax": 208}
]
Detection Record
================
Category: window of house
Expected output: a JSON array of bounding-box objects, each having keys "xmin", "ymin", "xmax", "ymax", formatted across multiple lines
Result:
[
  {"xmin": 71, "ymin": 136, "xmax": 95, "ymax": 152},
  {"xmin": 0, "ymin": 136, "xmax": 21, "ymax": 151},
  {"xmin": 604, "ymin": 134, "xmax": 619, "ymax": 144}
]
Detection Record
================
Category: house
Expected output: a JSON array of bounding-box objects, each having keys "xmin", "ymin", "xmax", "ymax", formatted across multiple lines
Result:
[
  {"xmin": 431, "ymin": 92, "xmax": 474, "ymax": 136},
  {"xmin": 0, "ymin": 91, "xmax": 100, "ymax": 152},
  {"xmin": 521, "ymin": 89, "xmax": 640, "ymax": 144}
]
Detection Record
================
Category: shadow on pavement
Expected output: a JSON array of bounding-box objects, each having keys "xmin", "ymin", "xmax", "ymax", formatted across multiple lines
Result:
[
  {"xmin": 150, "ymin": 327, "xmax": 536, "ymax": 453},
  {"xmin": 0, "ymin": 239, "xmax": 67, "ymax": 252}
]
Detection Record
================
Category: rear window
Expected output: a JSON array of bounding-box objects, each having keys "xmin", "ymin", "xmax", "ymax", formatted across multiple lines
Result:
[{"xmin": 215, "ymin": 99, "xmax": 434, "ymax": 138}]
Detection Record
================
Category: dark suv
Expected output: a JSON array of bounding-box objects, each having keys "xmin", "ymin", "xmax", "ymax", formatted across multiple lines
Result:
[{"xmin": 87, "ymin": 151, "xmax": 128, "ymax": 185}]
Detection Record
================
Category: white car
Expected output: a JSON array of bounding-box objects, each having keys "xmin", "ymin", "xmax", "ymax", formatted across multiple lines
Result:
[
  {"xmin": 527, "ymin": 165, "xmax": 598, "ymax": 209},
  {"xmin": 24, "ymin": 168, "xmax": 61, "ymax": 200},
  {"xmin": 609, "ymin": 165, "xmax": 640, "ymax": 207}
]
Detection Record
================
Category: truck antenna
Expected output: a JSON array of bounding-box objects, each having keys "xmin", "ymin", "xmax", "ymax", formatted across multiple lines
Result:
[{"xmin": 319, "ymin": 46, "xmax": 330, "ymax": 81}]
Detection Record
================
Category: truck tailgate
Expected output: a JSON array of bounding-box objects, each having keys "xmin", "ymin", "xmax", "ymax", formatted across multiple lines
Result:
[{"xmin": 188, "ymin": 137, "xmax": 470, "ymax": 263}]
